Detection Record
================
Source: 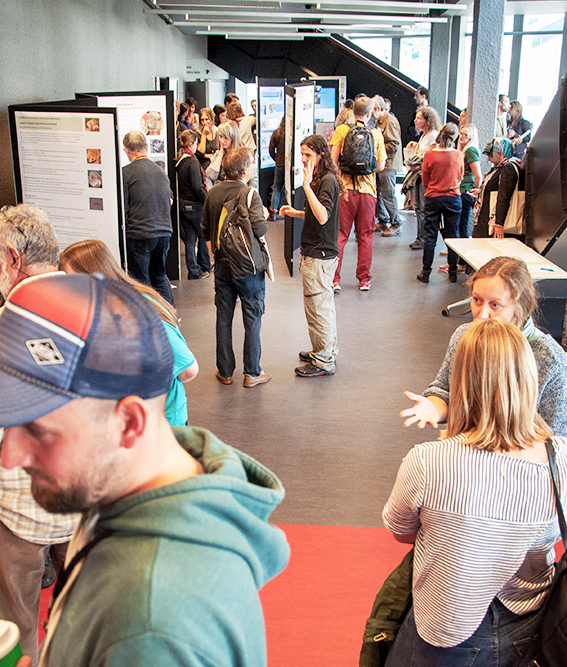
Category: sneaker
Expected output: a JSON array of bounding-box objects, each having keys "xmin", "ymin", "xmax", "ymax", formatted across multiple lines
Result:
[
  {"xmin": 439, "ymin": 249, "xmax": 448, "ymax": 256},
  {"xmin": 243, "ymin": 370, "xmax": 272, "ymax": 388},
  {"xmin": 409, "ymin": 239, "xmax": 423, "ymax": 250},
  {"xmin": 374, "ymin": 221, "xmax": 389, "ymax": 233},
  {"xmin": 200, "ymin": 271, "xmax": 210, "ymax": 279},
  {"xmin": 295, "ymin": 362, "xmax": 335, "ymax": 377},
  {"xmin": 333, "ymin": 281, "xmax": 341, "ymax": 292},
  {"xmin": 359, "ymin": 281, "xmax": 371, "ymax": 291},
  {"xmin": 382, "ymin": 225, "xmax": 402, "ymax": 237},
  {"xmin": 215, "ymin": 370, "xmax": 233, "ymax": 385},
  {"xmin": 298, "ymin": 351, "xmax": 312, "ymax": 362}
]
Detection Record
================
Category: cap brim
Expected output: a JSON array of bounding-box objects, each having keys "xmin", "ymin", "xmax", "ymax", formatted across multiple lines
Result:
[{"xmin": 0, "ymin": 371, "xmax": 73, "ymax": 427}]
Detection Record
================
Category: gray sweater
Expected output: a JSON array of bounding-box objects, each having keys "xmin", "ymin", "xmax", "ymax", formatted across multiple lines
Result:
[{"xmin": 423, "ymin": 320, "xmax": 567, "ymax": 436}]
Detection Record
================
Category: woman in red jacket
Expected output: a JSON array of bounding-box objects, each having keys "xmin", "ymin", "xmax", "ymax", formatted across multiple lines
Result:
[{"xmin": 417, "ymin": 123, "xmax": 464, "ymax": 284}]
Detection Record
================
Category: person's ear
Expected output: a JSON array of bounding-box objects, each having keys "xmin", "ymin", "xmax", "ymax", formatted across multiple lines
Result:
[
  {"xmin": 115, "ymin": 396, "xmax": 147, "ymax": 450},
  {"xmin": 7, "ymin": 245, "xmax": 20, "ymax": 268}
]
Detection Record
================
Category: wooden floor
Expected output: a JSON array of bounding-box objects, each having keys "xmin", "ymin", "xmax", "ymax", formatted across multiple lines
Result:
[{"xmin": 174, "ymin": 208, "xmax": 473, "ymax": 528}]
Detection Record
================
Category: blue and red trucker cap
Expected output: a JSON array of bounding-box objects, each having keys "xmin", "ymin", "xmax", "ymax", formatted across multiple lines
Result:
[{"xmin": 0, "ymin": 273, "xmax": 173, "ymax": 427}]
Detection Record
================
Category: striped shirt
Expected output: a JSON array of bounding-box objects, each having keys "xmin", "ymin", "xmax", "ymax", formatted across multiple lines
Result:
[{"xmin": 382, "ymin": 434, "xmax": 567, "ymax": 647}]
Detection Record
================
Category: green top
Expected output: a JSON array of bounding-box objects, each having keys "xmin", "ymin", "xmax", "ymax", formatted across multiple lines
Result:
[{"xmin": 460, "ymin": 146, "xmax": 480, "ymax": 194}]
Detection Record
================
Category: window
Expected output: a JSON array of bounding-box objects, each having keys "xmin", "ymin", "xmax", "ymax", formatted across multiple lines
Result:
[{"xmin": 399, "ymin": 37, "xmax": 430, "ymax": 86}]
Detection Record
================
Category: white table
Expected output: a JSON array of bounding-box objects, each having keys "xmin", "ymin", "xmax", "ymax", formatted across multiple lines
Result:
[
  {"xmin": 443, "ymin": 239, "xmax": 567, "ymax": 342},
  {"xmin": 445, "ymin": 238, "xmax": 567, "ymax": 281}
]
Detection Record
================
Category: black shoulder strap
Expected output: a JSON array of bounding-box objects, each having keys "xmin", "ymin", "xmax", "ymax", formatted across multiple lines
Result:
[
  {"xmin": 50, "ymin": 528, "xmax": 114, "ymax": 615},
  {"xmin": 545, "ymin": 438, "xmax": 567, "ymax": 549}
]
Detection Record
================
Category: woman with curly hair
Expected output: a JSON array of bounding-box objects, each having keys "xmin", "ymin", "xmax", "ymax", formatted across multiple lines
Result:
[
  {"xmin": 280, "ymin": 135, "xmax": 344, "ymax": 378},
  {"xmin": 405, "ymin": 106, "xmax": 442, "ymax": 250}
]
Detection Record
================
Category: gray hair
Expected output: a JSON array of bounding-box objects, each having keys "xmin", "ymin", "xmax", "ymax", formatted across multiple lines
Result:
[
  {"xmin": 0, "ymin": 205, "xmax": 59, "ymax": 267},
  {"xmin": 123, "ymin": 130, "xmax": 147, "ymax": 153},
  {"xmin": 372, "ymin": 95, "xmax": 386, "ymax": 111}
]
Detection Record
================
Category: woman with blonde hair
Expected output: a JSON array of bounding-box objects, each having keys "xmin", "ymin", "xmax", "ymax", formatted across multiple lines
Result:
[
  {"xmin": 196, "ymin": 107, "xmax": 218, "ymax": 171},
  {"xmin": 60, "ymin": 239, "xmax": 198, "ymax": 426},
  {"xmin": 205, "ymin": 120, "xmax": 241, "ymax": 188},
  {"xmin": 384, "ymin": 317, "xmax": 567, "ymax": 665},
  {"xmin": 226, "ymin": 102, "xmax": 256, "ymax": 151}
]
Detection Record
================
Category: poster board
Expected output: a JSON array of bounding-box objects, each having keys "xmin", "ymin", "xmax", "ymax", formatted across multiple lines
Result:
[
  {"xmin": 292, "ymin": 84, "xmax": 315, "ymax": 190},
  {"xmin": 8, "ymin": 104, "xmax": 123, "ymax": 263},
  {"xmin": 258, "ymin": 83, "xmax": 285, "ymax": 170},
  {"xmin": 76, "ymin": 91, "xmax": 178, "ymax": 279},
  {"xmin": 77, "ymin": 91, "xmax": 176, "ymax": 177}
]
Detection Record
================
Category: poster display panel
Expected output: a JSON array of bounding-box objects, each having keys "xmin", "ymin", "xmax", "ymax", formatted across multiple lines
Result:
[
  {"xmin": 96, "ymin": 94, "xmax": 170, "ymax": 173},
  {"xmin": 10, "ymin": 106, "xmax": 122, "ymax": 261},
  {"xmin": 258, "ymin": 85, "xmax": 285, "ymax": 169},
  {"xmin": 293, "ymin": 85, "xmax": 315, "ymax": 190}
]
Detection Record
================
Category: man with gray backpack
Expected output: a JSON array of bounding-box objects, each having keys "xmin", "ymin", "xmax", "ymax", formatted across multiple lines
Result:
[{"xmin": 331, "ymin": 97, "xmax": 386, "ymax": 291}]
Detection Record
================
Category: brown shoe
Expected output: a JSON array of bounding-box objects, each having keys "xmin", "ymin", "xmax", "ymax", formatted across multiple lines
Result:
[
  {"xmin": 243, "ymin": 370, "xmax": 272, "ymax": 388},
  {"xmin": 215, "ymin": 370, "xmax": 233, "ymax": 385}
]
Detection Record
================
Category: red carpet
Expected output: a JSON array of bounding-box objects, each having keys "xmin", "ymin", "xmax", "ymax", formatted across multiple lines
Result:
[{"xmin": 260, "ymin": 525, "xmax": 412, "ymax": 667}]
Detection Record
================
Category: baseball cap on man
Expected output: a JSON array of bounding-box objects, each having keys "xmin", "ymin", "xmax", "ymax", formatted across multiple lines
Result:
[{"xmin": 0, "ymin": 273, "xmax": 173, "ymax": 427}]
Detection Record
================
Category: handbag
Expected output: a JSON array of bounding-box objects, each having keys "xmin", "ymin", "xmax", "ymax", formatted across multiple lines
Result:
[
  {"xmin": 521, "ymin": 438, "xmax": 567, "ymax": 666},
  {"xmin": 488, "ymin": 162, "xmax": 525, "ymax": 235}
]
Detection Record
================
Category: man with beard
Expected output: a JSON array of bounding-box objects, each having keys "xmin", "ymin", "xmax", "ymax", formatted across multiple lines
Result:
[
  {"xmin": 0, "ymin": 272, "xmax": 289, "ymax": 667},
  {"xmin": 0, "ymin": 204, "xmax": 80, "ymax": 667}
]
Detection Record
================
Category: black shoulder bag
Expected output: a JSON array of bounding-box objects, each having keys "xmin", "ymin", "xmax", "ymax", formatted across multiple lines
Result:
[{"xmin": 522, "ymin": 438, "xmax": 567, "ymax": 666}]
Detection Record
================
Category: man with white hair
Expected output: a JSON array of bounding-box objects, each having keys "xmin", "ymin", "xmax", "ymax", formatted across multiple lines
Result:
[
  {"xmin": 0, "ymin": 204, "xmax": 80, "ymax": 667},
  {"xmin": 122, "ymin": 130, "xmax": 174, "ymax": 305},
  {"xmin": 371, "ymin": 96, "xmax": 404, "ymax": 237}
]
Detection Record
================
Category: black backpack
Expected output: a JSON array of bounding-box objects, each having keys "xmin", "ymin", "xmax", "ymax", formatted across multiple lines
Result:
[
  {"xmin": 217, "ymin": 188, "xmax": 269, "ymax": 279},
  {"xmin": 339, "ymin": 124, "xmax": 377, "ymax": 176}
]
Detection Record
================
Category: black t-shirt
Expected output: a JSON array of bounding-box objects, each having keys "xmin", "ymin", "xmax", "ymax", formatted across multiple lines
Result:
[{"xmin": 300, "ymin": 172, "xmax": 340, "ymax": 259}]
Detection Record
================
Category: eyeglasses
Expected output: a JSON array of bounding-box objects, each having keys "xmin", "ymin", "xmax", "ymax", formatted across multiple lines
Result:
[{"xmin": 0, "ymin": 206, "xmax": 29, "ymax": 257}]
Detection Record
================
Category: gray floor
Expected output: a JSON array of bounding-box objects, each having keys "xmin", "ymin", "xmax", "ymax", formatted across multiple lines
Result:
[{"xmin": 173, "ymin": 209, "xmax": 473, "ymax": 527}]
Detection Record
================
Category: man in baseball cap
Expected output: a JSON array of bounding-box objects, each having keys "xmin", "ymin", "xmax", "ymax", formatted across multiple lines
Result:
[{"xmin": 0, "ymin": 273, "xmax": 289, "ymax": 667}]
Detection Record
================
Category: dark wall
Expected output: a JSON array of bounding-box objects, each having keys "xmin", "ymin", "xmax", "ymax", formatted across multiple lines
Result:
[
  {"xmin": 525, "ymin": 78, "xmax": 567, "ymax": 271},
  {"xmin": 207, "ymin": 34, "xmax": 459, "ymax": 148}
]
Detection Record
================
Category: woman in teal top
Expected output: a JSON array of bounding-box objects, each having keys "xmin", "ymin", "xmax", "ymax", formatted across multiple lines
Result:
[{"xmin": 60, "ymin": 239, "xmax": 198, "ymax": 426}]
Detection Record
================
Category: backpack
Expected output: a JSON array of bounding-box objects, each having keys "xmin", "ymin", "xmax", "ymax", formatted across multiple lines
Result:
[
  {"xmin": 339, "ymin": 124, "xmax": 377, "ymax": 176},
  {"xmin": 216, "ymin": 188, "xmax": 269, "ymax": 279}
]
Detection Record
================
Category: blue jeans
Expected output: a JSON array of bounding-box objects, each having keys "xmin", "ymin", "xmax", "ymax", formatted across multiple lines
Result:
[
  {"xmin": 385, "ymin": 600, "xmax": 542, "ymax": 667},
  {"xmin": 458, "ymin": 192, "xmax": 475, "ymax": 266},
  {"xmin": 214, "ymin": 260, "xmax": 265, "ymax": 377},
  {"xmin": 126, "ymin": 235, "xmax": 175, "ymax": 305},
  {"xmin": 413, "ymin": 178, "xmax": 426, "ymax": 241},
  {"xmin": 376, "ymin": 170, "xmax": 401, "ymax": 226},
  {"xmin": 179, "ymin": 200, "xmax": 211, "ymax": 279},
  {"xmin": 422, "ymin": 195, "xmax": 462, "ymax": 273},
  {"xmin": 270, "ymin": 166, "xmax": 286, "ymax": 211}
]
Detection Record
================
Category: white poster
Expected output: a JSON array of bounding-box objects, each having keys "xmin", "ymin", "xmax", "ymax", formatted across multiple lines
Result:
[
  {"xmin": 13, "ymin": 110, "xmax": 121, "ymax": 260},
  {"xmin": 100, "ymin": 95, "xmax": 169, "ymax": 174},
  {"xmin": 293, "ymin": 85, "xmax": 315, "ymax": 190},
  {"xmin": 258, "ymin": 86, "xmax": 285, "ymax": 169}
]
